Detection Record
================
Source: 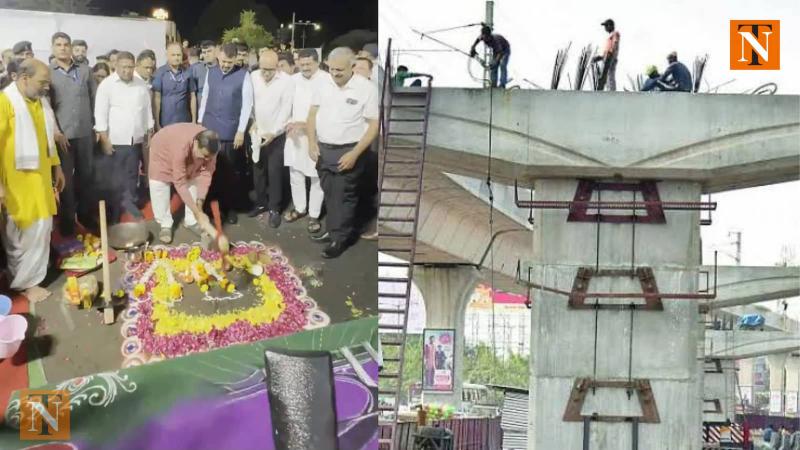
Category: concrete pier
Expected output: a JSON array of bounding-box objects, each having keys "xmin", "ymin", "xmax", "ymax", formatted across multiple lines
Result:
[
  {"xmin": 527, "ymin": 179, "xmax": 705, "ymax": 449},
  {"xmin": 395, "ymin": 88, "xmax": 799, "ymax": 448}
]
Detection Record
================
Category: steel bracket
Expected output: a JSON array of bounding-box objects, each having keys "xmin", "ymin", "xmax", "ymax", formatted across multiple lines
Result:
[
  {"xmin": 568, "ymin": 179, "xmax": 666, "ymax": 224},
  {"xmin": 563, "ymin": 378, "xmax": 660, "ymax": 423},
  {"xmin": 569, "ymin": 267, "xmax": 663, "ymax": 310}
]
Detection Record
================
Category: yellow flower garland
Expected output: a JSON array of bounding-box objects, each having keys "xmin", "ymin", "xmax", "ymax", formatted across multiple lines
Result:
[{"xmin": 152, "ymin": 276, "xmax": 286, "ymax": 336}]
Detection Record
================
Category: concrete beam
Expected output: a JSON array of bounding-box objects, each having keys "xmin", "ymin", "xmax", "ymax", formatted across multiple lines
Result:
[
  {"xmin": 705, "ymin": 266, "xmax": 800, "ymax": 309},
  {"xmin": 705, "ymin": 330, "xmax": 800, "ymax": 360},
  {"xmin": 382, "ymin": 170, "xmax": 531, "ymax": 287},
  {"xmin": 419, "ymin": 89, "xmax": 800, "ymax": 193}
]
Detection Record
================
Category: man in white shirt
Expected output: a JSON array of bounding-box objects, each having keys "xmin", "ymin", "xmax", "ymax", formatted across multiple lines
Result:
[
  {"xmin": 360, "ymin": 43, "xmax": 382, "ymax": 87},
  {"xmin": 307, "ymin": 47, "xmax": 379, "ymax": 258},
  {"xmin": 283, "ymin": 48, "xmax": 330, "ymax": 236},
  {"xmin": 248, "ymin": 50, "xmax": 293, "ymax": 227},
  {"xmin": 198, "ymin": 43, "xmax": 254, "ymax": 224},
  {"xmin": 94, "ymin": 51, "xmax": 154, "ymax": 223}
]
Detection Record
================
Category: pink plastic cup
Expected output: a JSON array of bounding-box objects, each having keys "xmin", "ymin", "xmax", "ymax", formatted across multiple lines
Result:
[{"xmin": 0, "ymin": 314, "xmax": 28, "ymax": 359}]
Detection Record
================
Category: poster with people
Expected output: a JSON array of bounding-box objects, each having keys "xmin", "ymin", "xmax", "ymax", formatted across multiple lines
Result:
[{"xmin": 422, "ymin": 329, "xmax": 455, "ymax": 392}]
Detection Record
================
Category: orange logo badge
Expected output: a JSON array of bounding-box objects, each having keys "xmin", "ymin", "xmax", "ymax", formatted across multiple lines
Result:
[
  {"xmin": 730, "ymin": 20, "xmax": 780, "ymax": 70},
  {"xmin": 19, "ymin": 390, "xmax": 71, "ymax": 440}
]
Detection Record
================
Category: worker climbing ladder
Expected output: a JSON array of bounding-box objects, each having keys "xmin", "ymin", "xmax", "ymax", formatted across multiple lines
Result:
[{"xmin": 377, "ymin": 38, "xmax": 433, "ymax": 450}]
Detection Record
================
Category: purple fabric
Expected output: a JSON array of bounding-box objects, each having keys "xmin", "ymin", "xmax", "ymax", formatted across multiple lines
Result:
[{"xmin": 89, "ymin": 359, "xmax": 378, "ymax": 450}]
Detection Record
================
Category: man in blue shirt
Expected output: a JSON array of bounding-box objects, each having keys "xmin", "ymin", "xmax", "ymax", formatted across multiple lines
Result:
[
  {"xmin": 659, "ymin": 51, "xmax": 692, "ymax": 92},
  {"xmin": 641, "ymin": 65, "xmax": 662, "ymax": 92},
  {"xmin": 153, "ymin": 42, "xmax": 196, "ymax": 130},
  {"xmin": 198, "ymin": 43, "xmax": 254, "ymax": 224},
  {"xmin": 49, "ymin": 31, "xmax": 97, "ymax": 235},
  {"xmin": 469, "ymin": 25, "xmax": 511, "ymax": 88}
]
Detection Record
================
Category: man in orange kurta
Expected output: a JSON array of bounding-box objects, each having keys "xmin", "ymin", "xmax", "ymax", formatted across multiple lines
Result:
[{"xmin": 0, "ymin": 59, "xmax": 65, "ymax": 303}]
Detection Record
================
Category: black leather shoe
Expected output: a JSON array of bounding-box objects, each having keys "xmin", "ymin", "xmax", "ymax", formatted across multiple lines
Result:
[
  {"xmin": 310, "ymin": 231, "xmax": 331, "ymax": 243},
  {"xmin": 268, "ymin": 211, "xmax": 281, "ymax": 228},
  {"xmin": 248, "ymin": 206, "xmax": 267, "ymax": 218},
  {"xmin": 225, "ymin": 212, "xmax": 238, "ymax": 225},
  {"xmin": 321, "ymin": 241, "xmax": 346, "ymax": 259}
]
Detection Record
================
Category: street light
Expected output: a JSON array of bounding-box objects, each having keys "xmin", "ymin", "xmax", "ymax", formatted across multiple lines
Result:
[
  {"xmin": 152, "ymin": 8, "xmax": 169, "ymax": 20},
  {"xmin": 287, "ymin": 12, "xmax": 320, "ymax": 49}
]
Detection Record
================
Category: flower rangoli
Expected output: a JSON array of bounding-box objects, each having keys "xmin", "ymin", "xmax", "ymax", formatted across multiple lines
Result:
[{"xmin": 118, "ymin": 242, "xmax": 329, "ymax": 367}]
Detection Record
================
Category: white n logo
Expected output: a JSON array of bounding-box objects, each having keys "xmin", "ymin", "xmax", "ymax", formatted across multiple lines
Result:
[
  {"xmin": 739, "ymin": 31, "xmax": 772, "ymax": 62},
  {"xmin": 26, "ymin": 400, "xmax": 62, "ymax": 433}
]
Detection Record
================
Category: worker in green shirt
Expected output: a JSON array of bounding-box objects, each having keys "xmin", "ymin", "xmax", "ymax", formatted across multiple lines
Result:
[{"xmin": 392, "ymin": 65, "xmax": 423, "ymax": 87}]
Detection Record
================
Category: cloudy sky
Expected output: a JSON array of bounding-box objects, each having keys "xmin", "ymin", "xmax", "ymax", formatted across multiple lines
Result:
[{"xmin": 379, "ymin": 0, "xmax": 800, "ymax": 317}]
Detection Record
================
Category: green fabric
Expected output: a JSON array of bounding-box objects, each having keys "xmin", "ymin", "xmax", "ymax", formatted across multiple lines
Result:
[{"xmin": 393, "ymin": 71, "xmax": 423, "ymax": 87}]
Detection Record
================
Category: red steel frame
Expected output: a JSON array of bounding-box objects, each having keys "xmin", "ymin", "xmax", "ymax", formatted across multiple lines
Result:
[{"xmin": 513, "ymin": 179, "xmax": 717, "ymax": 224}]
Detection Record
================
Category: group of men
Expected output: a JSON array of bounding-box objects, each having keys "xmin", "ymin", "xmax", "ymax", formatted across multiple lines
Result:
[
  {"xmin": 464, "ymin": 19, "xmax": 692, "ymax": 92},
  {"xmin": 0, "ymin": 32, "xmax": 380, "ymax": 303},
  {"xmin": 761, "ymin": 424, "xmax": 800, "ymax": 450}
]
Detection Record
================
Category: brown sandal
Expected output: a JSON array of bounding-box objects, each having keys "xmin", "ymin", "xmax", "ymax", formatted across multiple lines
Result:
[
  {"xmin": 307, "ymin": 218, "xmax": 322, "ymax": 234},
  {"xmin": 283, "ymin": 209, "xmax": 307, "ymax": 223}
]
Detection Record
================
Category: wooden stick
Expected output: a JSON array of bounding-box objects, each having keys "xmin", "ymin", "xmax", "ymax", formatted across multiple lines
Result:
[{"xmin": 98, "ymin": 200, "xmax": 114, "ymax": 324}]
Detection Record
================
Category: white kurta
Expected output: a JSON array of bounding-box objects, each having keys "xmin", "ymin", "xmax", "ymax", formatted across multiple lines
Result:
[{"xmin": 284, "ymin": 70, "xmax": 333, "ymax": 177}]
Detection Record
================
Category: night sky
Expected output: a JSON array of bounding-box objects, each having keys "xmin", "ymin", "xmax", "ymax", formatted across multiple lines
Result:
[{"xmin": 92, "ymin": 0, "xmax": 377, "ymax": 45}]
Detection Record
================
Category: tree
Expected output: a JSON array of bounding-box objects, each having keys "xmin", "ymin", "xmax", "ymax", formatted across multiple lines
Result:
[
  {"xmin": 401, "ymin": 335, "xmax": 422, "ymax": 403},
  {"xmin": 191, "ymin": 0, "xmax": 278, "ymax": 45},
  {"xmin": 463, "ymin": 343, "xmax": 529, "ymax": 389},
  {"xmin": 222, "ymin": 10, "xmax": 274, "ymax": 50}
]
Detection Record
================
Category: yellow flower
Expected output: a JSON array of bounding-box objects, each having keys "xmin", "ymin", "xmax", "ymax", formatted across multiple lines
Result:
[
  {"xmin": 152, "ymin": 278, "xmax": 286, "ymax": 336},
  {"xmin": 169, "ymin": 283, "xmax": 182, "ymax": 301},
  {"xmin": 200, "ymin": 284, "xmax": 209, "ymax": 293},
  {"xmin": 133, "ymin": 284, "xmax": 146, "ymax": 297},
  {"xmin": 152, "ymin": 285, "xmax": 170, "ymax": 303}
]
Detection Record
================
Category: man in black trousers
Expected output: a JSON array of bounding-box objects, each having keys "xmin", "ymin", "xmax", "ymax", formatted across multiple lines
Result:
[
  {"xmin": 197, "ymin": 43, "xmax": 254, "ymax": 224},
  {"xmin": 307, "ymin": 47, "xmax": 379, "ymax": 258},
  {"xmin": 249, "ymin": 49, "xmax": 293, "ymax": 227},
  {"xmin": 48, "ymin": 31, "xmax": 97, "ymax": 234}
]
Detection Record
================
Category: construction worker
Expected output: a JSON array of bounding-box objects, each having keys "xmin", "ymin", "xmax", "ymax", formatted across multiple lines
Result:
[
  {"xmin": 659, "ymin": 51, "xmax": 692, "ymax": 92},
  {"xmin": 392, "ymin": 65, "xmax": 424, "ymax": 88},
  {"xmin": 469, "ymin": 25, "xmax": 510, "ymax": 88},
  {"xmin": 641, "ymin": 65, "xmax": 661, "ymax": 91},
  {"xmin": 592, "ymin": 19, "xmax": 620, "ymax": 91}
]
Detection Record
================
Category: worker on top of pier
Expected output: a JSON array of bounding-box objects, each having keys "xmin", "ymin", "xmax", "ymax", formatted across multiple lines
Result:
[
  {"xmin": 641, "ymin": 65, "xmax": 661, "ymax": 91},
  {"xmin": 392, "ymin": 65, "xmax": 424, "ymax": 88},
  {"xmin": 469, "ymin": 24, "xmax": 510, "ymax": 88},
  {"xmin": 658, "ymin": 51, "xmax": 692, "ymax": 92},
  {"xmin": 592, "ymin": 19, "xmax": 621, "ymax": 91}
]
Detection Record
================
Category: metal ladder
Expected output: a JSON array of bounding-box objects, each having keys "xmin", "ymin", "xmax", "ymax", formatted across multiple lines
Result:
[{"xmin": 377, "ymin": 38, "xmax": 433, "ymax": 450}]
